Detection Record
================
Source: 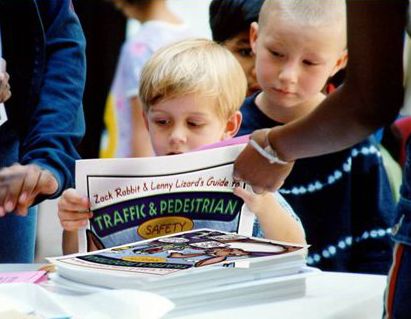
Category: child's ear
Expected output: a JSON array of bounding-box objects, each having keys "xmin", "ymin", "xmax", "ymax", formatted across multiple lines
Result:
[
  {"xmin": 250, "ymin": 22, "xmax": 259, "ymax": 55},
  {"xmin": 331, "ymin": 49, "xmax": 348, "ymax": 77},
  {"xmin": 223, "ymin": 111, "xmax": 242, "ymax": 139}
]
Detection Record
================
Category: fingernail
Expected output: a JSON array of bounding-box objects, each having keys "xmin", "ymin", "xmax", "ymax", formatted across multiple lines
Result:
[
  {"xmin": 19, "ymin": 192, "xmax": 27, "ymax": 203},
  {"xmin": 252, "ymin": 187, "xmax": 265, "ymax": 194},
  {"xmin": 5, "ymin": 201, "xmax": 14, "ymax": 212}
]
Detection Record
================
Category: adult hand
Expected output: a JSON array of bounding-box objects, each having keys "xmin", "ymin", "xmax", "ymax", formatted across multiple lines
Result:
[
  {"xmin": 233, "ymin": 128, "xmax": 294, "ymax": 193},
  {"xmin": 0, "ymin": 58, "xmax": 11, "ymax": 103},
  {"xmin": 0, "ymin": 164, "xmax": 58, "ymax": 217}
]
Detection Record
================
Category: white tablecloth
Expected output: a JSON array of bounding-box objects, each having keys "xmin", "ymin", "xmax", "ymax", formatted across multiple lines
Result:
[
  {"xmin": 173, "ymin": 271, "xmax": 387, "ymax": 319},
  {"xmin": 0, "ymin": 264, "xmax": 387, "ymax": 319}
]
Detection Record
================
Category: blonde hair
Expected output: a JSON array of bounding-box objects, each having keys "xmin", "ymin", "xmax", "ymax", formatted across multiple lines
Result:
[
  {"xmin": 139, "ymin": 38, "xmax": 247, "ymax": 119},
  {"xmin": 259, "ymin": 0, "xmax": 346, "ymax": 47}
]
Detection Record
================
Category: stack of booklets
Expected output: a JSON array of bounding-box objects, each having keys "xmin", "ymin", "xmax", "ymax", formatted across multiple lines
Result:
[{"xmin": 49, "ymin": 229, "xmax": 313, "ymax": 315}]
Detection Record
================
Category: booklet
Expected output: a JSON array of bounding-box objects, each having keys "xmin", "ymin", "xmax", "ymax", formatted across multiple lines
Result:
[
  {"xmin": 75, "ymin": 144, "xmax": 255, "ymax": 253},
  {"xmin": 49, "ymin": 229, "xmax": 309, "ymax": 291}
]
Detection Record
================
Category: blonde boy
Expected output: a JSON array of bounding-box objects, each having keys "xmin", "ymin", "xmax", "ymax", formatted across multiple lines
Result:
[
  {"xmin": 59, "ymin": 39, "xmax": 305, "ymax": 254},
  {"xmin": 236, "ymin": 0, "xmax": 395, "ymax": 274},
  {"xmin": 139, "ymin": 39, "xmax": 245, "ymax": 154}
]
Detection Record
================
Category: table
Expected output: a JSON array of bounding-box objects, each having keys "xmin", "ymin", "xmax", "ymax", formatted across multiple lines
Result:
[
  {"xmin": 0, "ymin": 264, "xmax": 387, "ymax": 319},
  {"xmin": 173, "ymin": 271, "xmax": 387, "ymax": 319}
]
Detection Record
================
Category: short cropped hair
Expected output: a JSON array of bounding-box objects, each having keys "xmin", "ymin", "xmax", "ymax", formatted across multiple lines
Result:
[
  {"xmin": 259, "ymin": 0, "xmax": 346, "ymax": 45},
  {"xmin": 139, "ymin": 38, "xmax": 247, "ymax": 119},
  {"xmin": 209, "ymin": 0, "xmax": 264, "ymax": 43}
]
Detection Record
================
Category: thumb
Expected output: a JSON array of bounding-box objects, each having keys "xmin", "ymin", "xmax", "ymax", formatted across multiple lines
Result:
[{"xmin": 38, "ymin": 170, "xmax": 59, "ymax": 195}]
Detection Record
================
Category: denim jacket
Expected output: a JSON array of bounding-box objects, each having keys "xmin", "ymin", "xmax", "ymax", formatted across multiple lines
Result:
[{"xmin": 0, "ymin": 0, "xmax": 86, "ymax": 197}]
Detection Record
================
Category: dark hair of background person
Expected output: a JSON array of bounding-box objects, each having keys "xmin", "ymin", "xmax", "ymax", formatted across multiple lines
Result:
[
  {"xmin": 209, "ymin": 0, "xmax": 264, "ymax": 43},
  {"xmin": 73, "ymin": 0, "xmax": 127, "ymax": 159}
]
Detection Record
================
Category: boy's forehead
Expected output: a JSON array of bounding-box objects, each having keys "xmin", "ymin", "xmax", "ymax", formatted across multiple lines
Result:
[
  {"xmin": 258, "ymin": 10, "xmax": 346, "ymax": 50},
  {"xmin": 258, "ymin": 0, "xmax": 346, "ymax": 34},
  {"xmin": 150, "ymin": 94, "xmax": 219, "ymax": 112}
]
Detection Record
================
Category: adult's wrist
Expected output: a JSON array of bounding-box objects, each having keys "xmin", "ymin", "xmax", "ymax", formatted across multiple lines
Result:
[
  {"xmin": 266, "ymin": 127, "xmax": 293, "ymax": 163},
  {"xmin": 248, "ymin": 129, "xmax": 289, "ymax": 165}
]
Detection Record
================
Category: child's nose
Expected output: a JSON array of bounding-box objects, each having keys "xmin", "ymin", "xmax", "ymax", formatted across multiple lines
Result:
[
  {"xmin": 278, "ymin": 62, "xmax": 298, "ymax": 84},
  {"xmin": 169, "ymin": 126, "xmax": 187, "ymax": 144}
]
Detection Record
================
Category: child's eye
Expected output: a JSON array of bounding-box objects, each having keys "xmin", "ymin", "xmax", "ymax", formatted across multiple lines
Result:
[
  {"xmin": 187, "ymin": 121, "xmax": 203, "ymax": 127},
  {"xmin": 154, "ymin": 119, "xmax": 170, "ymax": 126},
  {"xmin": 303, "ymin": 59, "xmax": 319, "ymax": 66},
  {"xmin": 270, "ymin": 50, "xmax": 283, "ymax": 58},
  {"xmin": 238, "ymin": 48, "xmax": 253, "ymax": 57}
]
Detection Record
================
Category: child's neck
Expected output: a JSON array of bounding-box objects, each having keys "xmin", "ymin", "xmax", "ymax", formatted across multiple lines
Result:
[{"xmin": 256, "ymin": 92, "xmax": 326, "ymax": 124}]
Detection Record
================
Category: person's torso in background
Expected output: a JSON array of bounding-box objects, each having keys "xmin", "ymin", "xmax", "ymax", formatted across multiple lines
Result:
[{"xmin": 100, "ymin": 21, "xmax": 193, "ymax": 158}]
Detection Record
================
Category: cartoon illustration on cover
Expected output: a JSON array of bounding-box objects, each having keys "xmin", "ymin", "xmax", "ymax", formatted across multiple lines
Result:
[{"xmin": 64, "ymin": 229, "xmax": 304, "ymax": 276}]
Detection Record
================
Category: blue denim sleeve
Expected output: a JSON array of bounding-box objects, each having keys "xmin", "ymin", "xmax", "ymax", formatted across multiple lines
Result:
[{"xmin": 20, "ymin": 0, "xmax": 86, "ymax": 196}]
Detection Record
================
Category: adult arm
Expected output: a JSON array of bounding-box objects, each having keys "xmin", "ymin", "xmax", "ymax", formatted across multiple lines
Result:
[
  {"xmin": 234, "ymin": 0, "xmax": 407, "ymax": 191},
  {"xmin": 0, "ymin": 0, "xmax": 86, "ymax": 215},
  {"xmin": 20, "ymin": 0, "xmax": 86, "ymax": 196}
]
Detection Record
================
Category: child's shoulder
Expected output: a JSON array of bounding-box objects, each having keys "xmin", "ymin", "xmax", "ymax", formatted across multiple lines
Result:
[
  {"xmin": 240, "ymin": 92, "xmax": 259, "ymax": 110},
  {"xmin": 350, "ymin": 137, "xmax": 382, "ymax": 158},
  {"xmin": 290, "ymin": 137, "xmax": 381, "ymax": 177},
  {"xmin": 348, "ymin": 137, "xmax": 388, "ymax": 171}
]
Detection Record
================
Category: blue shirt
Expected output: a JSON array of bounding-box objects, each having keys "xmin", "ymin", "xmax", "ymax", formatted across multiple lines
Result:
[{"xmin": 238, "ymin": 93, "xmax": 395, "ymax": 274}]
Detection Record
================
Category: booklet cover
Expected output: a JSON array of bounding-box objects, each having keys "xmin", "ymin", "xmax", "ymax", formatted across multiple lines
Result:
[
  {"xmin": 75, "ymin": 144, "xmax": 255, "ymax": 253},
  {"xmin": 49, "ymin": 229, "xmax": 308, "ymax": 291}
]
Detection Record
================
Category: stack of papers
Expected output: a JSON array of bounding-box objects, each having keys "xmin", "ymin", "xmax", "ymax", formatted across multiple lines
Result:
[
  {"xmin": 49, "ymin": 229, "xmax": 313, "ymax": 316},
  {"xmin": 59, "ymin": 141, "xmax": 315, "ymax": 316}
]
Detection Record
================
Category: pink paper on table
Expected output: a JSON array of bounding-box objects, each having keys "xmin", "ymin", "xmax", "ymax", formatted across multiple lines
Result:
[{"xmin": 0, "ymin": 271, "xmax": 48, "ymax": 284}]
